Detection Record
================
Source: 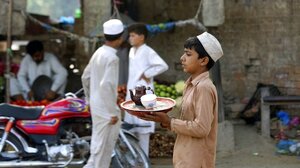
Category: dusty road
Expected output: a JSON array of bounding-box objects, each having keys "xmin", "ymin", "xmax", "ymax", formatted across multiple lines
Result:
[
  {"xmin": 151, "ymin": 122, "xmax": 300, "ymax": 168},
  {"xmin": 216, "ymin": 123, "xmax": 300, "ymax": 168}
]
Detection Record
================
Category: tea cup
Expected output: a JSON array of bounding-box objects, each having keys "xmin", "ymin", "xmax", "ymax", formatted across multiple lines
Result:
[{"xmin": 140, "ymin": 94, "xmax": 157, "ymax": 109}]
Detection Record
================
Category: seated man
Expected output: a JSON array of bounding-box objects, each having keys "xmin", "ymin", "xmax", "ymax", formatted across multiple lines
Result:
[{"xmin": 12, "ymin": 40, "xmax": 68, "ymax": 101}]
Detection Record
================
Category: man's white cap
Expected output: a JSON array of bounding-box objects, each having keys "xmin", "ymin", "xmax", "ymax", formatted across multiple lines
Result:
[
  {"xmin": 197, "ymin": 32, "xmax": 223, "ymax": 62},
  {"xmin": 103, "ymin": 19, "xmax": 124, "ymax": 35}
]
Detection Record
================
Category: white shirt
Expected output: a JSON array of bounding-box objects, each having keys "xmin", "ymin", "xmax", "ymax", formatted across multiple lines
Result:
[
  {"xmin": 17, "ymin": 52, "xmax": 68, "ymax": 94},
  {"xmin": 81, "ymin": 45, "xmax": 120, "ymax": 120},
  {"xmin": 125, "ymin": 44, "xmax": 169, "ymax": 133}
]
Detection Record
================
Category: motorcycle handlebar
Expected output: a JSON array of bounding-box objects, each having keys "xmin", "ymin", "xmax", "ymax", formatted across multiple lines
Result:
[{"xmin": 64, "ymin": 88, "xmax": 85, "ymax": 99}]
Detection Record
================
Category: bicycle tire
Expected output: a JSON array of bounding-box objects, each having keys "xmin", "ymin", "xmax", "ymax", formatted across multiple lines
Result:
[
  {"xmin": 0, "ymin": 129, "xmax": 24, "ymax": 161},
  {"xmin": 112, "ymin": 133, "xmax": 151, "ymax": 168}
]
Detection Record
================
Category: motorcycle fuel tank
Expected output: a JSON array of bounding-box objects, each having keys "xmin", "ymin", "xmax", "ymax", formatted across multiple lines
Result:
[{"xmin": 16, "ymin": 98, "xmax": 90, "ymax": 135}]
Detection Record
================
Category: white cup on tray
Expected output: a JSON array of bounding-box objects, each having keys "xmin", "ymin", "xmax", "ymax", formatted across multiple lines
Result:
[{"xmin": 140, "ymin": 94, "xmax": 157, "ymax": 109}]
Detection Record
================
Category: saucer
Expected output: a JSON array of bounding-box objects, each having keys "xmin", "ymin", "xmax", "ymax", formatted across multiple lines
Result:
[{"xmin": 120, "ymin": 97, "xmax": 176, "ymax": 117}]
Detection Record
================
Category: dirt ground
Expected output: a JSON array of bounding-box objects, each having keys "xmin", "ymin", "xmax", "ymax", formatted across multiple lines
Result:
[{"xmin": 151, "ymin": 120, "xmax": 300, "ymax": 168}]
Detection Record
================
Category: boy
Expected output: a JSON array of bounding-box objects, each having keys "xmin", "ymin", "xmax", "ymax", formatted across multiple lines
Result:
[
  {"xmin": 81, "ymin": 19, "xmax": 124, "ymax": 168},
  {"xmin": 140, "ymin": 32, "xmax": 223, "ymax": 168},
  {"xmin": 124, "ymin": 23, "xmax": 169, "ymax": 156}
]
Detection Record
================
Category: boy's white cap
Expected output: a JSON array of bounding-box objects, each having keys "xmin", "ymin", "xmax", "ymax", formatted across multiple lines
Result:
[
  {"xmin": 197, "ymin": 32, "xmax": 223, "ymax": 62},
  {"xmin": 103, "ymin": 19, "xmax": 124, "ymax": 35}
]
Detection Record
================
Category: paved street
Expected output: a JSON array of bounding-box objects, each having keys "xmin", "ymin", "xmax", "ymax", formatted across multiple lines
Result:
[
  {"xmin": 216, "ymin": 122, "xmax": 300, "ymax": 168},
  {"xmin": 150, "ymin": 121, "xmax": 300, "ymax": 168}
]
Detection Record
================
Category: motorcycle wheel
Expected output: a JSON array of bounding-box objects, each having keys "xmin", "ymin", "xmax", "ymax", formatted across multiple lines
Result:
[
  {"xmin": 0, "ymin": 130, "xmax": 24, "ymax": 161},
  {"xmin": 112, "ymin": 135, "xmax": 151, "ymax": 168}
]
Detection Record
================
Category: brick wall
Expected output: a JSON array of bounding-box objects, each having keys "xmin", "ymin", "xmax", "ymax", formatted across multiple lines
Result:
[
  {"xmin": 211, "ymin": 0, "xmax": 300, "ymax": 98},
  {"xmin": 136, "ymin": 0, "xmax": 300, "ymax": 100},
  {"xmin": 83, "ymin": 0, "xmax": 111, "ymax": 36}
]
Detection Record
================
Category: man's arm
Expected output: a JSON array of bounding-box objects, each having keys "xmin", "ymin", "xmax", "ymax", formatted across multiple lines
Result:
[
  {"xmin": 81, "ymin": 62, "xmax": 91, "ymax": 101},
  {"xmin": 100, "ymin": 58, "xmax": 120, "ymax": 118},
  {"xmin": 17, "ymin": 55, "xmax": 31, "ymax": 93}
]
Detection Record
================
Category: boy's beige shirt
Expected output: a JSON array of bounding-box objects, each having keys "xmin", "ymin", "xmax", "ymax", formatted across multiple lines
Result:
[{"xmin": 171, "ymin": 71, "xmax": 218, "ymax": 168}]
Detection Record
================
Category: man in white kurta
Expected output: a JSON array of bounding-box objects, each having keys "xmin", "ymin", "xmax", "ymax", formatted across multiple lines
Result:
[
  {"xmin": 81, "ymin": 19, "xmax": 124, "ymax": 168},
  {"xmin": 124, "ymin": 23, "xmax": 169, "ymax": 156},
  {"xmin": 17, "ymin": 52, "xmax": 67, "ymax": 96},
  {"xmin": 15, "ymin": 40, "xmax": 67, "ymax": 100}
]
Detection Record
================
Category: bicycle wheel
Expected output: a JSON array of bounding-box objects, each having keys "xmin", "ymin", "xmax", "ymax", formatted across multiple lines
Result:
[
  {"xmin": 112, "ymin": 134, "xmax": 150, "ymax": 168},
  {"xmin": 0, "ymin": 130, "xmax": 24, "ymax": 161}
]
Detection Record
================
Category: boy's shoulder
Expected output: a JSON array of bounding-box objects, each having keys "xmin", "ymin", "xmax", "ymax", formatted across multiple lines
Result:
[
  {"xmin": 196, "ymin": 78, "xmax": 216, "ymax": 94},
  {"xmin": 137, "ymin": 44, "xmax": 156, "ymax": 52},
  {"xmin": 96, "ymin": 45, "xmax": 117, "ymax": 55}
]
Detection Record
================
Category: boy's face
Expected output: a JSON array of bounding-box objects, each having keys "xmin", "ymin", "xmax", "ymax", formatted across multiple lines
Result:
[
  {"xmin": 180, "ymin": 48, "xmax": 207, "ymax": 74},
  {"xmin": 129, "ymin": 32, "xmax": 144, "ymax": 47}
]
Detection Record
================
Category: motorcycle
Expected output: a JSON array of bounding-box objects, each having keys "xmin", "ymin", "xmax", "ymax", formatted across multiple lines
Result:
[{"xmin": 0, "ymin": 89, "xmax": 150, "ymax": 168}]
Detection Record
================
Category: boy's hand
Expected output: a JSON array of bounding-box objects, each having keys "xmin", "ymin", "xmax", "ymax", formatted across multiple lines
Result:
[
  {"xmin": 140, "ymin": 73, "xmax": 150, "ymax": 84},
  {"xmin": 110, "ymin": 116, "xmax": 119, "ymax": 125},
  {"xmin": 139, "ymin": 112, "xmax": 171, "ymax": 129}
]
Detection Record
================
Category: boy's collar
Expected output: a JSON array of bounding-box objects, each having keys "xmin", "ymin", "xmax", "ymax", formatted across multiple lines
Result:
[
  {"xmin": 103, "ymin": 45, "xmax": 118, "ymax": 53},
  {"xmin": 186, "ymin": 71, "xmax": 210, "ymax": 86},
  {"xmin": 133, "ymin": 43, "xmax": 146, "ymax": 49}
]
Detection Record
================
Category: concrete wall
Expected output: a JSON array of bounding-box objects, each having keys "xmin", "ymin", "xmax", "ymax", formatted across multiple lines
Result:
[
  {"xmin": 0, "ymin": 0, "xmax": 26, "ymax": 35},
  {"xmin": 136, "ymin": 0, "xmax": 300, "ymax": 100},
  {"xmin": 83, "ymin": 0, "xmax": 111, "ymax": 36}
]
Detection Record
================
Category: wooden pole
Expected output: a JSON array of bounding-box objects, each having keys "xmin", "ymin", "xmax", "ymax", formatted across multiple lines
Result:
[
  {"xmin": 210, "ymin": 61, "xmax": 225, "ymax": 122},
  {"xmin": 5, "ymin": 0, "xmax": 13, "ymax": 103},
  {"xmin": 260, "ymin": 87, "xmax": 270, "ymax": 139}
]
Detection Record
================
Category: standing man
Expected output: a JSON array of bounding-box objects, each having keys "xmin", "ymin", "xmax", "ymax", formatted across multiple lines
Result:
[
  {"xmin": 16, "ymin": 40, "xmax": 67, "ymax": 101},
  {"xmin": 140, "ymin": 32, "xmax": 223, "ymax": 168},
  {"xmin": 81, "ymin": 19, "xmax": 124, "ymax": 168},
  {"xmin": 124, "ymin": 23, "xmax": 169, "ymax": 156}
]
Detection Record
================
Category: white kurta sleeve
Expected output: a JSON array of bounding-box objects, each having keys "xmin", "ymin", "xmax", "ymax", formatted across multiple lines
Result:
[
  {"xmin": 81, "ymin": 62, "xmax": 91, "ymax": 101},
  {"xmin": 17, "ymin": 56, "xmax": 31, "ymax": 93},
  {"xmin": 100, "ymin": 59, "xmax": 119, "ymax": 117},
  {"xmin": 143, "ymin": 51, "xmax": 168, "ymax": 78},
  {"xmin": 49, "ymin": 55, "xmax": 68, "ymax": 92},
  {"xmin": 10, "ymin": 76, "xmax": 22, "ymax": 96}
]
